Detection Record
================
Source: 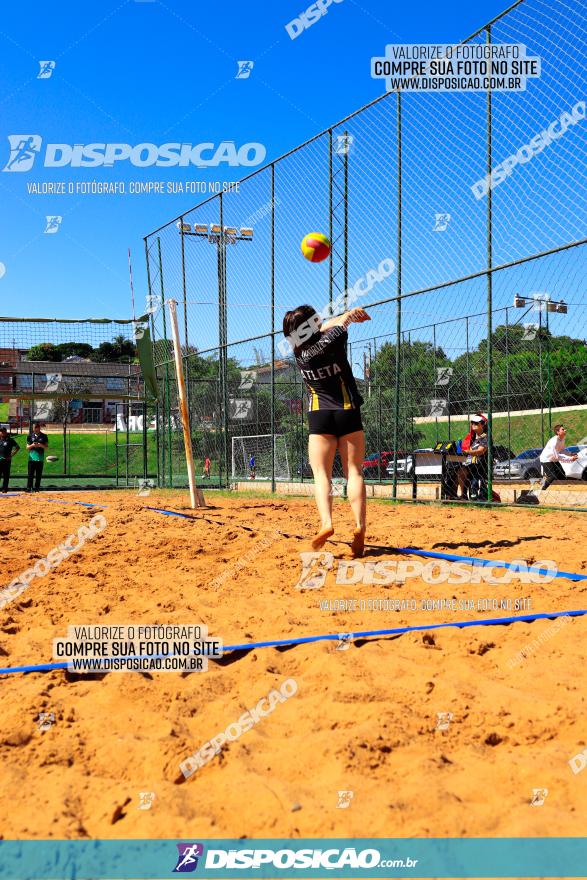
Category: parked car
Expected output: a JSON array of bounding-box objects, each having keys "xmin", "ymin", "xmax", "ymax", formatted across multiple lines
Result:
[
  {"xmin": 386, "ymin": 449, "xmax": 434, "ymax": 478},
  {"xmin": 494, "ymin": 448, "xmax": 542, "ymax": 480},
  {"xmin": 363, "ymin": 451, "xmax": 404, "ymax": 478},
  {"xmin": 493, "ymin": 445, "xmax": 516, "ymax": 463},
  {"xmin": 560, "ymin": 445, "xmax": 587, "ymax": 480}
]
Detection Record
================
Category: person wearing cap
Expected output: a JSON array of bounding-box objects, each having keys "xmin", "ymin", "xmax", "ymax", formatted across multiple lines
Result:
[
  {"xmin": 457, "ymin": 414, "xmax": 489, "ymax": 500},
  {"xmin": 0, "ymin": 427, "xmax": 20, "ymax": 493},
  {"xmin": 538, "ymin": 424, "xmax": 577, "ymax": 491},
  {"xmin": 26, "ymin": 422, "xmax": 49, "ymax": 492}
]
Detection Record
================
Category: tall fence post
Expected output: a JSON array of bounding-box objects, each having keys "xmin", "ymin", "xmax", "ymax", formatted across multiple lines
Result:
[
  {"xmin": 486, "ymin": 24, "xmax": 494, "ymax": 502},
  {"xmin": 157, "ymin": 237, "xmax": 173, "ymax": 489},
  {"xmin": 179, "ymin": 215, "xmax": 191, "ymax": 431},
  {"xmin": 392, "ymin": 91, "xmax": 403, "ymax": 500},
  {"xmin": 328, "ymin": 130, "xmax": 333, "ymax": 317},
  {"xmin": 343, "ymin": 128, "xmax": 349, "ymax": 307},
  {"xmin": 218, "ymin": 194, "xmax": 230, "ymax": 486},
  {"xmin": 144, "ymin": 238, "xmax": 159, "ymax": 487},
  {"xmin": 271, "ymin": 164, "xmax": 276, "ymax": 493}
]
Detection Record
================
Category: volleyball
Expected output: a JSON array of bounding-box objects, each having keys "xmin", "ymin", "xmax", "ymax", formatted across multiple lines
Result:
[{"xmin": 301, "ymin": 232, "xmax": 331, "ymax": 263}]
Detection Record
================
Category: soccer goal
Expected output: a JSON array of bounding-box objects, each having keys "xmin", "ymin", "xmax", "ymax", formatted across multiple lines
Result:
[{"xmin": 231, "ymin": 434, "xmax": 291, "ymax": 481}]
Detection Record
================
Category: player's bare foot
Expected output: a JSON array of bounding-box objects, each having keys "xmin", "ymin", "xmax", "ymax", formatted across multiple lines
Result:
[
  {"xmin": 351, "ymin": 527, "xmax": 365, "ymax": 558},
  {"xmin": 311, "ymin": 526, "xmax": 334, "ymax": 550}
]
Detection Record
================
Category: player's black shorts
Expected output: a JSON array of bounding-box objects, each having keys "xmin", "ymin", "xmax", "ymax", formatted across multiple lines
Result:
[{"xmin": 307, "ymin": 408, "xmax": 363, "ymax": 438}]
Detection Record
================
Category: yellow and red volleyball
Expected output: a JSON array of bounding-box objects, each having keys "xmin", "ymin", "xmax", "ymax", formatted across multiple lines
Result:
[{"xmin": 301, "ymin": 232, "xmax": 331, "ymax": 263}]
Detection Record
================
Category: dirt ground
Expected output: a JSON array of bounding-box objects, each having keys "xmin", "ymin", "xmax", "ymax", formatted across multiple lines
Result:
[{"xmin": 0, "ymin": 489, "xmax": 586, "ymax": 847}]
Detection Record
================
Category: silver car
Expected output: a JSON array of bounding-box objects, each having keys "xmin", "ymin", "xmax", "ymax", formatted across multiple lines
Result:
[{"xmin": 494, "ymin": 448, "xmax": 542, "ymax": 480}]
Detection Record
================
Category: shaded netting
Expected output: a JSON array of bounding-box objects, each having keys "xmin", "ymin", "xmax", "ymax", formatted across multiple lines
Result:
[
  {"xmin": 0, "ymin": 317, "xmax": 156, "ymax": 488},
  {"xmin": 145, "ymin": 0, "xmax": 587, "ymax": 509}
]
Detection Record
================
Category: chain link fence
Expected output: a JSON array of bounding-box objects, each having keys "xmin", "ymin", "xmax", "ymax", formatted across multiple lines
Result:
[
  {"xmin": 0, "ymin": 318, "xmax": 156, "ymax": 489},
  {"xmin": 145, "ymin": 0, "xmax": 587, "ymax": 509}
]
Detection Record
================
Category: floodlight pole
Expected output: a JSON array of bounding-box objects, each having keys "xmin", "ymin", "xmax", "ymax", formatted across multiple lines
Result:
[
  {"xmin": 485, "ymin": 24, "xmax": 494, "ymax": 502},
  {"xmin": 168, "ymin": 298, "xmax": 198, "ymax": 509}
]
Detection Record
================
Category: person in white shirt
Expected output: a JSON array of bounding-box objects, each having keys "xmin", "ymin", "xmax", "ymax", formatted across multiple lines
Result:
[{"xmin": 539, "ymin": 424, "xmax": 578, "ymax": 490}]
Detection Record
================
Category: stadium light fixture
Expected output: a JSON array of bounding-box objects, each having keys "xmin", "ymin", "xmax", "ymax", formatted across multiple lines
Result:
[
  {"xmin": 513, "ymin": 294, "xmax": 526, "ymax": 307},
  {"xmin": 240, "ymin": 228, "xmax": 254, "ymax": 239},
  {"xmin": 210, "ymin": 224, "xmax": 222, "ymax": 235},
  {"xmin": 194, "ymin": 224, "xmax": 208, "ymax": 235},
  {"xmin": 176, "ymin": 222, "xmax": 192, "ymax": 233},
  {"xmin": 224, "ymin": 226, "xmax": 238, "ymax": 236}
]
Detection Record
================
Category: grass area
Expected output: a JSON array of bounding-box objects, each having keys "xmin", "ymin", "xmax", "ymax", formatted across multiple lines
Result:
[
  {"xmin": 6, "ymin": 431, "xmax": 157, "ymax": 477},
  {"xmin": 413, "ymin": 408, "xmax": 587, "ymax": 455},
  {"xmin": 0, "ymin": 403, "xmax": 7, "ymax": 420}
]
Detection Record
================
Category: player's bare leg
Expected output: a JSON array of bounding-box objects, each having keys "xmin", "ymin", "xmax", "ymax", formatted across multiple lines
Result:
[
  {"xmin": 308, "ymin": 433, "xmax": 337, "ymax": 548},
  {"xmin": 338, "ymin": 430, "xmax": 366, "ymax": 557}
]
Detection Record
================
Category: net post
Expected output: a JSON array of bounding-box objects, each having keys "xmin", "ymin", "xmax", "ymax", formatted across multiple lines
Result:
[{"xmin": 167, "ymin": 299, "xmax": 200, "ymax": 509}]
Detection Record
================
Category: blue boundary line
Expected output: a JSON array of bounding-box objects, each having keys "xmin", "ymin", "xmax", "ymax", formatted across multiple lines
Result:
[
  {"xmin": 0, "ymin": 609, "xmax": 584, "ymax": 676},
  {"xmin": 4, "ymin": 494, "xmax": 586, "ymax": 581},
  {"xmin": 392, "ymin": 546, "xmax": 587, "ymax": 582}
]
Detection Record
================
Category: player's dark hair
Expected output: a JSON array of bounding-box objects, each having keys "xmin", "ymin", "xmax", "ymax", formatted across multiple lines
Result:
[
  {"xmin": 554, "ymin": 423, "xmax": 564, "ymax": 433},
  {"xmin": 283, "ymin": 304, "xmax": 321, "ymax": 355}
]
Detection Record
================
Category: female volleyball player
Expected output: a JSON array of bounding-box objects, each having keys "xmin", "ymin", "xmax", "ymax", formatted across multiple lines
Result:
[{"xmin": 283, "ymin": 304, "xmax": 371, "ymax": 557}]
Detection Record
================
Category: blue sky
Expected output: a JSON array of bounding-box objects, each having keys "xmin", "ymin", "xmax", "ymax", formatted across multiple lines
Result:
[
  {"xmin": 0, "ymin": 0, "xmax": 585, "ymax": 367},
  {"xmin": 0, "ymin": 0, "xmax": 511, "ymax": 322}
]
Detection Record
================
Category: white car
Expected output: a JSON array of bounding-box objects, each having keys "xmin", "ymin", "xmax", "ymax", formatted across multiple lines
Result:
[
  {"xmin": 386, "ymin": 449, "xmax": 433, "ymax": 478},
  {"xmin": 560, "ymin": 445, "xmax": 587, "ymax": 480}
]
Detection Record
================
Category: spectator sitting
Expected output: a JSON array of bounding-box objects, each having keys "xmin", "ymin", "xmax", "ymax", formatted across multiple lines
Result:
[{"xmin": 457, "ymin": 414, "xmax": 489, "ymax": 500}]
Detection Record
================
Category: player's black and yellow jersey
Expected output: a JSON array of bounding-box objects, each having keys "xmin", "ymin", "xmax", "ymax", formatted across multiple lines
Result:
[{"xmin": 295, "ymin": 326, "xmax": 364, "ymax": 412}]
